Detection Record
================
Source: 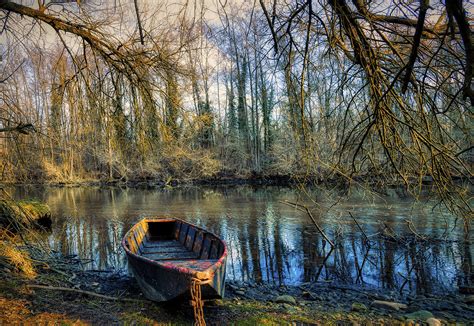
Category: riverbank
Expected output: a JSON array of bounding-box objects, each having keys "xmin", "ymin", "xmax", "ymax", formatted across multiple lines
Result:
[
  {"xmin": 1, "ymin": 268, "xmax": 473, "ymax": 325},
  {"xmin": 1, "ymin": 173, "xmax": 326, "ymax": 189},
  {"xmin": 3, "ymin": 171, "xmax": 469, "ymax": 190}
]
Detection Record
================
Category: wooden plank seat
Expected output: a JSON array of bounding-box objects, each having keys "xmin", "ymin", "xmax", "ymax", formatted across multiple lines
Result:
[
  {"xmin": 141, "ymin": 240, "xmax": 197, "ymax": 260},
  {"xmin": 141, "ymin": 240, "xmax": 188, "ymax": 252},
  {"xmin": 142, "ymin": 240, "xmax": 184, "ymax": 249},
  {"xmin": 127, "ymin": 219, "xmax": 225, "ymax": 262},
  {"xmin": 142, "ymin": 246, "xmax": 190, "ymax": 255},
  {"xmin": 163, "ymin": 259, "xmax": 219, "ymax": 272},
  {"xmin": 143, "ymin": 251, "xmax": 199, "ymax": 261}
]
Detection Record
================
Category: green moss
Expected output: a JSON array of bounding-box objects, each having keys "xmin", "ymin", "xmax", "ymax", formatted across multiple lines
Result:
[
  {"xmin": 232, "ymin": 315, "xmax": 281, "ymax": 325},
  {"xmin": 216, "ymin": 299, "xmax": 404, "ymax": 326},
  {"xmin": 119, "ymin": 311, "xmax": 161, "ymax": 325},
  {"xmin": 119, "ymin": 307, "xmax": 188, "ymax": 325},
  {"xmin": 17, "ymin": 201, "xmax": 51, "ymax": 218},
  {"xmin": 0, "ymin": 199, "xmax": 51, "ymax": 228}
]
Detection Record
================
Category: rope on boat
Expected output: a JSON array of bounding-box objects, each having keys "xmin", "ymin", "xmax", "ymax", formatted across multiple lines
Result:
[{"xmin": 190, "ymin": 277, "xmax": 211, "ymax": 326}]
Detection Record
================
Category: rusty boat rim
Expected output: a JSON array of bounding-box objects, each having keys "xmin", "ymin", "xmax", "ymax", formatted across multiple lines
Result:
[{"xmin": 121, "ymin": 217, "xmax": 228, "ymax": 281}]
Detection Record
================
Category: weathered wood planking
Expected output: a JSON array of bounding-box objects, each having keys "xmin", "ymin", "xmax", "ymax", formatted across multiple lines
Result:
[{"xmin": 122, "ymin": 217, "xmax": 227, "ymax": 302}]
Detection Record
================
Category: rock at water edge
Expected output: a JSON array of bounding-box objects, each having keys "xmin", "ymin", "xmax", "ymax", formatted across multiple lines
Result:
[
  {"xmin": 371, "ymin": 300, "xmax": 407, "ymax": 311},
  {"xmin": 275, "ymin": 295, "xmax": 296, "ymax": 305}
]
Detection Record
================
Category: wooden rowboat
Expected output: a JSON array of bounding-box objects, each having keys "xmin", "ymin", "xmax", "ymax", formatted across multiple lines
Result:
[{"xmin": 122, "ymin": 217, "xmax": 227, "ymax": 302}]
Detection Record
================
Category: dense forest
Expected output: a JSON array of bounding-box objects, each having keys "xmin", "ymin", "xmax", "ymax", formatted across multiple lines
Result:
[{"xmin": 0, "ymin": 1, "xmax": 472, "ymax": 211}]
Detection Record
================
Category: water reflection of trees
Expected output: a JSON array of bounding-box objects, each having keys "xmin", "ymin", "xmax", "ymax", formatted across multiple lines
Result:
[{"xmin": 18, "ymin": 186, "xmax": 472, "ymax": 294}]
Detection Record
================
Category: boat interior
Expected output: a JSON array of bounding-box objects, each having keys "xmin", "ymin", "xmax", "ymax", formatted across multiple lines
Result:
[{"xmin": 126, "ymin": 219, "xmax": 224, "ymax": 268}]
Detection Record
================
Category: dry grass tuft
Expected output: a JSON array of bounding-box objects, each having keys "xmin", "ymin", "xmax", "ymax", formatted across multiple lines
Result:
[
  {"xmin": 160, "ymin": 146, "xmax": 222, "ymax": 179},
  {"xmin": 0, "ymin": 190, "xmax": 50, "ymax": 280},
  {"xmin": 0, "ymin": 242, "xmax": 36, "ymax": 279}
]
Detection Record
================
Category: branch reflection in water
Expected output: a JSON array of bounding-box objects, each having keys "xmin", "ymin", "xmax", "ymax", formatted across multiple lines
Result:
[{"xmin": 13, "ymin": 185, "xmax": 472, "ymax": 295}]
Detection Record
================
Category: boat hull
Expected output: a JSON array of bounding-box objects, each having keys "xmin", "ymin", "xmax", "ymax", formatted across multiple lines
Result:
[
  {"xmin": 122, "ymin": 218, "xmax": 227, "ymax": 302},
  {"xmin": 126, "ymin": 250, "xmax": 226, "ymax": 301}
]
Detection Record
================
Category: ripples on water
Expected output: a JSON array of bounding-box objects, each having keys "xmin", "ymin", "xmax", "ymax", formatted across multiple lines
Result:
[{"xmin": 12, "ymin": 185, "xmax": 473, "ymax": 295}]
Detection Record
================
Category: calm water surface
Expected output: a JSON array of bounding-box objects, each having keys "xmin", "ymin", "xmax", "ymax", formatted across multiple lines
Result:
[{"xmin": 12, "ymin": 185, "xmax": 473, "ymax": 295}]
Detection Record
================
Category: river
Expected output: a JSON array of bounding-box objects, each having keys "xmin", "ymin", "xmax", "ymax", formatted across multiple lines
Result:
[{"xmin": 12, "ymin": 185, "xmax": 472, "ymax": 295}]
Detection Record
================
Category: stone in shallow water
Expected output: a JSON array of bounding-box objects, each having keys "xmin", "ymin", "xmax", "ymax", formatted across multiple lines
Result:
[
  {"xmin": 371, "ymin": 300, "xmax": 407, "ymax": 311},
  {"xmin": 275, "ymin": 295, "xmax": 296, "ymax": 305},
  {"xmin": 404, "ymin": 310, "xmax": 434, "ymax": 321},
  {"xmin": 228, "ymin": 284, "xmax": 239, "ymax": 291},
  {"xmin": 351, "ymin": 302, "xmax": 368, "ymax": 312}
]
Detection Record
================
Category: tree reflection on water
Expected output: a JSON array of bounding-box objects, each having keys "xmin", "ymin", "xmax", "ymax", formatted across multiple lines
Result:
[{"xmin": 14, "ymin": 185, "xmax": 472, "ymax": 295}]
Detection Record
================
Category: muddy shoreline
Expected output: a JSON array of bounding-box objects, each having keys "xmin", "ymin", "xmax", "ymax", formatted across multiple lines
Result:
[
  {"xmin": 225, "ymin": 279, "xmax": 474, "ymax": 323},
  {"xmin": 2, "ymin": 268, "xmax": 473, "ymax": 325}
]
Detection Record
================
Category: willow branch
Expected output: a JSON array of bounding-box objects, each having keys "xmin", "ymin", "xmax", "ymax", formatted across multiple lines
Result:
[
  {"xmin": 446, "ymin": 0, "xmax": 474, "ymax": 105},
  {"xmin": 401, "ymin": 0, "xmax": 429, "ymax": 93}
]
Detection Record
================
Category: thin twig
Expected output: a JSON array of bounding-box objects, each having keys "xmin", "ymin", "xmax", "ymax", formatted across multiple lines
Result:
[
  {"xmin": 281, "ymin": 200, "xmax": 334, "ymax": 248},
  {"xmin": 348, "ymin": 211, "xmax": 369, "ymax": 244},
  {"xmin": 405, "ymin": 219, "xmax": 426, "ymax": 241},
  {"xmin": 27, "ymin": 284, "xmax": 146, "ymax": 303}
]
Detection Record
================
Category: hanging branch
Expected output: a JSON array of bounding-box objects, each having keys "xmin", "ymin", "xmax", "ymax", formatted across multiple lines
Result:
[
  {"xmin": 133, "ymin": 0, "xmax": 145, "ymax": 45},
  {"xmin": 0, "ymin": 123, "xmax": 35, "ymax": 134},
  {"xmin": 445, "ymin": 0, "xmax": 473, "ymax": 105},
  {"xmin": 401, "ymin": 0, "xmax": 429, "ymax": 93},
  {"xmin": 0, "ymin": 0, "xmax": 154, "ymax": 84},
  {"xmin": 0, "ymin": 59, "xmax": 24, "ymax": 83}
]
